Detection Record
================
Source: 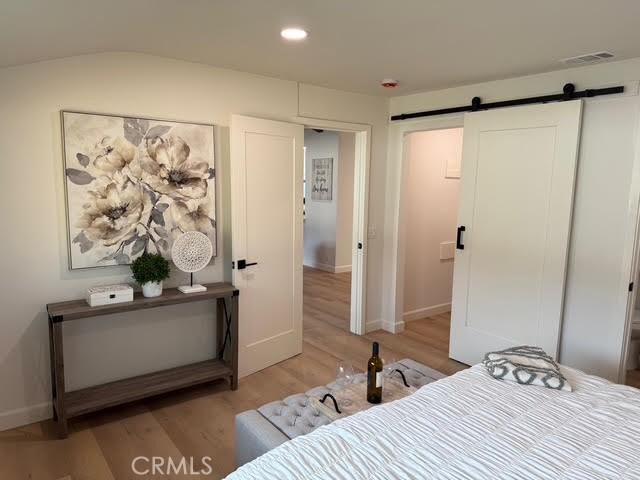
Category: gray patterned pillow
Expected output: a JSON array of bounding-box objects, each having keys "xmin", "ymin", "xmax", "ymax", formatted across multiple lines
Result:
[{"xmin": 483, "ymin": 345, "xmax": 572, "ymax": 392}]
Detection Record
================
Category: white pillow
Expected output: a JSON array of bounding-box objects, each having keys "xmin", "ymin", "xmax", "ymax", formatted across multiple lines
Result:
[{"xmin": 483, "ymin": 345, "xmax": 572, "ymax": 392}]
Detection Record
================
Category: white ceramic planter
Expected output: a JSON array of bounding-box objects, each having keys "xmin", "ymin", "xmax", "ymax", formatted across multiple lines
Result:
[{"xmin": 141, "ymin": 281, "xmax": 163, "ymax": 298}]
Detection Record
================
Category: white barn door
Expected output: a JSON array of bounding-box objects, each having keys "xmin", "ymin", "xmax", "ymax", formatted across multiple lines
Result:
[
  {"xmin": 450, "ymin": 101, "xmax": 583, "ymax": 365},
  {"xmin": 231, "ymin": 115, "xmax": 304, "ymax": 377}
]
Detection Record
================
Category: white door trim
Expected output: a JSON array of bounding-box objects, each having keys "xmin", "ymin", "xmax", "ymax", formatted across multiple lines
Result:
[
  {"xmin": 292, "ymin": 116, "xmax": 371, "ymax": 335},
  {"xmin": 385, "ymin": 115, "xmax": 464, "ymax": 333}
]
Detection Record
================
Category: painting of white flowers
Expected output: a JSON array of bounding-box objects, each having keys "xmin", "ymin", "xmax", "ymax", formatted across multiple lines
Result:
[{"xmin": 62, "ymin": 111, "xmax": 216, "ymax": 269}]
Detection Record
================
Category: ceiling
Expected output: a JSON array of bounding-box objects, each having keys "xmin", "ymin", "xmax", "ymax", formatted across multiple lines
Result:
[{"xmin": 3, "ymin": 0, "xmax": 640, "ymax": 96}]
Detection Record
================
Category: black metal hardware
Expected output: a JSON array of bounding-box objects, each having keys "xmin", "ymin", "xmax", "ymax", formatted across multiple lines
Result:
[
  {"xmin": 358, "ymin": 242, "xmax": 363, "ymax": 250},
  {"xmin": 320, "ymin": 393, "xmax": 341, "ymax": 414},
  {"xmin": 218, "ymin": 297, "xmax": 233, "ymax": 360},
  {"xmin": 456, "ymin": 226, "xmax": 466, "ymax": 250},
  {"xmin": 393, "ymin": 369, "xmax": 411, "ymax": 388},
  {"xmin": 390, "ymin": 84, "xmax": 625, "ymax": 122},
  {"xmin": 630, "ymin": 282, "xmax": 634, "ymax": 292},
  {"xmin": 236, "ymin": 259, "xmax": 258, "ymax": 270}
]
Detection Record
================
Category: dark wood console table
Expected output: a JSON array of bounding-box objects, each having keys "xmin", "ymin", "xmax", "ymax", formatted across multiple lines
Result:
[{"xmin": 46, "ymin": 282, "xmax": 238, "ymax": 438}]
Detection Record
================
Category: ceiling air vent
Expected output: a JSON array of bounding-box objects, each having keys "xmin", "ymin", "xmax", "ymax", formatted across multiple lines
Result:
[{"xmin": 562, "ymin": 51, "xmax": 614, "ymax": 65}]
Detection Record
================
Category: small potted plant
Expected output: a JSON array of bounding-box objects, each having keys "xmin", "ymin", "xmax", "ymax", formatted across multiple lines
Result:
[{"xmin": 131, "ymin": 253, "xmax": 170, "ymax": 298}]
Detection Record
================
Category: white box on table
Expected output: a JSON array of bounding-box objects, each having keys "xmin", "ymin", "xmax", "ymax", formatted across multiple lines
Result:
[{"xmin": 86, "ymin": 284, "xmax": 134, "ymax": 307}]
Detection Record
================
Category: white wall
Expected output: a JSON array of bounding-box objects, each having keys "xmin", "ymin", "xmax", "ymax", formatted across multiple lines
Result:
[
  {"xmin": 0, "ymin": 52, "xmax": 389, "ymax": 430},
  {"xmin": 335, "ymin": 132, "xmax": 355, "ymax": 270},
  {"xmin": 303, "ymin": 130, "xmax": 354, "ymax": 272},
  {"xmin": 386, "ymin": 58, "xmax": 640, "ymax": 381},
  {"xmin": 402, "ymin": 129, "xmax": 461, "ymax": 320}
]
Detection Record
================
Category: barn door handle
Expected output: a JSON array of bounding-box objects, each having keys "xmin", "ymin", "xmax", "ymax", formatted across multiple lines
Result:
[{"xmin": 456, "ymin": 226, "xmax": 466, "ymax": 250}]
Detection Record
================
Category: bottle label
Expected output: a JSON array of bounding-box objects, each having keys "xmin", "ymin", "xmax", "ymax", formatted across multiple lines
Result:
[{"xmin": 376, "ymin": 371, "xmax": 382, "ymax": 388}]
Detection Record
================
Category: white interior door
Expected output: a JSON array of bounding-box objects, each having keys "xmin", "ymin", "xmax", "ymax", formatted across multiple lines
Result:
[
  {"xmin": 450, "ymin": 101, "xmax": 583, "ymax": 365},
  {"xmin": 231, "ymin": 115, "xmax": 304, "ymax": 377}
]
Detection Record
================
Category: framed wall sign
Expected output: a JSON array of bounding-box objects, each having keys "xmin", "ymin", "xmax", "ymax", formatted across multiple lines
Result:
[{"xmin": 311, "ymin": 157, "xmax": 333, "ymax": 201}]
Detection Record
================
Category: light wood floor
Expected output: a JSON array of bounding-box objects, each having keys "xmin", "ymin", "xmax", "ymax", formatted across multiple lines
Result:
[
  {"xmin": 0, "ymin": 268, "xmax": 465, "ymax": 479},
  {"xmin": 303, "ymin": 266, "xmax": 352, "ymax": 332}
]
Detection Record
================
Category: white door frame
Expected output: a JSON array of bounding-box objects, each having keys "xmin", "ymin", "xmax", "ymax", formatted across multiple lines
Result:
[
  {"xmin": 616, "ymin": 96, "xmax": 640, "ymax": 383},
  {"xmin": 292, "ymin": 116, "xmax": 371, "ymax": 335},
  {"xmin": 385, "ymin": 115, "xmax": 464, "ymax": 333}
]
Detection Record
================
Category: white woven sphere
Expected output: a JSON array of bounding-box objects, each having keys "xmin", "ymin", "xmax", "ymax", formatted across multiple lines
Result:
[{"xmin": 171, "ymin": 231, "xmax": 213, "ymax": 273}]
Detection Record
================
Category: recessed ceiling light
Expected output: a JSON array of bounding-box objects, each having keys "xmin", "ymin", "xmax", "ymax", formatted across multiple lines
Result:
[{"xmin": 281, "ymin": 27, "xmax": 308, "ymax": 41}]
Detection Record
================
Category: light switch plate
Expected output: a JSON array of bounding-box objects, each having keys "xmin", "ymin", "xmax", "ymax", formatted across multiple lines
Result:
[{"xmin": 440, "ymin": 241, "xmax": 455, "ymax": 260}]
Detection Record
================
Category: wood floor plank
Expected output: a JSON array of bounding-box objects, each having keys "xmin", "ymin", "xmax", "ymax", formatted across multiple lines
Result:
[
  {"xmin": 90, "ymin": 406, "xmax": 192, "ymax": 480},
  {"xmin": 0, "ymin": 420, "xmax": 115, "ymax": 480}
]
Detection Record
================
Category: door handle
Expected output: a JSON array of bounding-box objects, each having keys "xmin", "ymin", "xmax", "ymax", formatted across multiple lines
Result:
[
  {"xmin": 456, "ymin": 226, "xmax": 466, "ymax": 250},
  {"xmin": 236, "ymin": 259, "xmax": 258, "ymax": 270}
]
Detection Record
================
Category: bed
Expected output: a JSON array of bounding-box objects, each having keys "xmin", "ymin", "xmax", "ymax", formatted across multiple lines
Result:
[{"xmin": 226, "ymin": 364, "xmax": 640, "ymax": 479}]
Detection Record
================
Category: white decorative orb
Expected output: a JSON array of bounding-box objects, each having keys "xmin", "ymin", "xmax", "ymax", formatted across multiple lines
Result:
[{"xmin": 171, "ymin": 231, "xmax": 213, "ymax": 273}]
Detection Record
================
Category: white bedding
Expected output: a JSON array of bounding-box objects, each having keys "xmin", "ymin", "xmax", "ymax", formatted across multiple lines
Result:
[{"xmin": 227, "ymin": 364, "xmax": 640, "ymax": 479}]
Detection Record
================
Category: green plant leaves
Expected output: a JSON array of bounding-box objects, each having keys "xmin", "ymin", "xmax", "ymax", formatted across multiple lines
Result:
[{"xmin": 130, "ymin": 252, "xmax": 170, "ymax": 284}]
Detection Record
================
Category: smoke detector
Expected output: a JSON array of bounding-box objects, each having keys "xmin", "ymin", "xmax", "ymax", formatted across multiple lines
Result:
[
  {"xmin": 381, "ymin": 78, "xmax": 399, "ymax": 89},
  {"xmin": 561, "ymin": 51, "xmax": 614, "ymax": 66}
]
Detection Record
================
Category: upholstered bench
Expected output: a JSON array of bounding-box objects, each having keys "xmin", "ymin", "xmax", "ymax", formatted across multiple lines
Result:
[{"xmin": 235, "ymin": 358, "xmax": 445, "ymax": 467}]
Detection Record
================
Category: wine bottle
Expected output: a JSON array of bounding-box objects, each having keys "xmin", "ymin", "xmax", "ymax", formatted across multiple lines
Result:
[{"xmin": 367, "ymin": 342, "xmax": 383, "ymax": 404}]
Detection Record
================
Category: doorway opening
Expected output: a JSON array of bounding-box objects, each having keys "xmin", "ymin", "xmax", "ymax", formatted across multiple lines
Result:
[
  {"xmin": 231, "ymin": 115, "xmax": 370, "ymax": 377},
  {"xmin": 303, "ymin": 128, "xmax": 356, "ymax": 333},
  {"xmin": 399, "ymin": 128, "xmax": 463, "ymax": 354}
]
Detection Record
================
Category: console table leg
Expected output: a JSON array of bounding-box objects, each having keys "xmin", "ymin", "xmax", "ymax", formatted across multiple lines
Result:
[
  {"xmin": 51, "ymin": 320, "xmax": 68, "ymax": 438},
  {"xmin": 216, "ymin": 298, "xmax": 224, "ymax": 360},
  {"xmin": 48, "ymin": 317, "xmax": 57, "ymax": 421},
  {"xmin": 230, "ymin": 293, "xmax": 239, "ymax": 390}
]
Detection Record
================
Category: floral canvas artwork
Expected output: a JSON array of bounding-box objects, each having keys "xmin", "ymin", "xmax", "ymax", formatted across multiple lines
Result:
[{"xmin": 62, "ymin": 111, "xmax": 216, "ymax": 269}]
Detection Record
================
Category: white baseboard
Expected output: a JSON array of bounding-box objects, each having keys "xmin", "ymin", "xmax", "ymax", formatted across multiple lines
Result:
[
  {"xmin": 333, "ymin": 264, "xmax": 352, "ymax": 273},
  {"xmin": 0, "ymin": 402, "xmax": 51, "ymax": 432},
  {"xmin": 403, "ymin": 303, "xmax": 451, "ymax": 322},
  {"xmin": 304, "ymin": 261, "xmax": 334, "ymax": 273},
  {"xmin": 366, "ymin": 318, "xmax": 382, "ymax": 332},
  {"xmin": 366, "ymin": 318, "xmax": 404, "ymax": 334},
  {"xmin": 390, "ymin": 319, "xmax": 405, "ymax": 333},
  {"xmin": 304, "ymin": 261, "xmax": 351, "ymax": 274}
]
